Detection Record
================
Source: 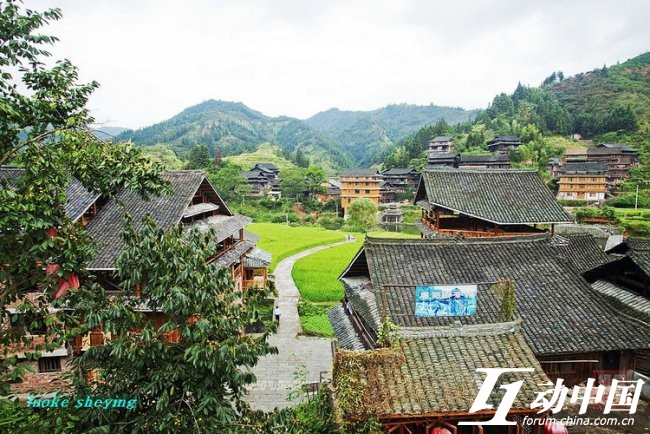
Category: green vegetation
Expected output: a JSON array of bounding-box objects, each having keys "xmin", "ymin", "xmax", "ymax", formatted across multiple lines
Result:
[
  {"xmin": 247, "ymin": 223, "xmax": 349, "ymax": 271},
  {"xmin": 292, "ymin": 239, "xmax": 364, "ymax": 336},
  {"xmin": 139, "ymin": 144, "xmax": 186, "ymax": 169},
  {"xmin": 224, "ymin": 142, "xmax": 296, "ymax": 171},
  {"xmin": 305, "ymin": 104, "xmax": 478, "ymax": 167},
  {"xmin": 116, "ymin": 100, "xmax": 354, "ymax": 171},
  {"xmin": 614, "ymin": 208, "xmax": 650, "ymax": 237},
  {"xmin": 345, "ymin": 198, "xmax": 378, "ymax": 233}
]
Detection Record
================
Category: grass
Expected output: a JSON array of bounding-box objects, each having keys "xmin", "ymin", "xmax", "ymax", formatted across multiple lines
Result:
[
  {"xmin": 223, "ymin": 143, "xmax": 296, "ymax": 171},
  {"xmin": 246, "ymin": 223, "xmax": 350, "ymax": 271},
  {"xmin": 292, "ymin": 239, "xmax": 364, "ymax": 336}
]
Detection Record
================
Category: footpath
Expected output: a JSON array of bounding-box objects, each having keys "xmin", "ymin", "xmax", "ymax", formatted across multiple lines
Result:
[{"xmin": 244, "ymin": 238, "xmax": 356, "ymax": 411}]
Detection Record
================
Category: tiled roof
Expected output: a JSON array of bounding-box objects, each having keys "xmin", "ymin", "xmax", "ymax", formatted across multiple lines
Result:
[
  {"xmin": 427, "ymin": 152, "xmax": 459, "ymax": 161},
  {"xmin": 1, "ymin": 166, "xmax": 99, "ymax": 222},
  {"xmin": 563, "ymin": 162, "xmax": 608, "ymax": 174},
  {"xmin": 243, "ymin": 247, "xmax": 272, "ymax": 268},
  {"xmin": 630, "ymin": 251, "xmax": 650, "ymax": 276},
  {"xmin": 86, "ymin": 171, "xmax": 207, "ymax": 269},
  {"xmin": 551, "ymin": 235, "xmax": 613, "ymax": 273},
  {"xmin": 333, "ymin": 331, "xmax": 548, "ymax": 418},
  {"xmin": 588, "ymin": 145, "xmax": 637, "ymax": 156},
  {"xmin": 344, "ymin": 237, "xmax": 650, "ymax": 355},
  {"xmin": 460, "ymin": 154, "xmax": 510, "ymax": 163},
  {"xmin": 606, "ymin": 237, "xmax": 650, "ymax": 254},
  {"xmin": 212, "ymin": 240, "xmax": 255, "ymax": 269},
  {"xmin": 381, "ymin": 168, "xmax": 418, "ymax": 176},
  {"xmin": 328, "ymin": 305, "xmax": 364, "ymax": 350},
  {"xmin": 419, "ymin": 169, "xmax": 573, "ymax": 224},
  {"xmin": 430, "ymin": 136, "xmax": 453, "ymax": 142},
  {"xmin": 340, "ymin": 169, "xmax": 380, "ymax": 177},
  {"xmin": 188, "ymin": 214, "xmax": 252, "ymax": 243},
  {"xmin": 487, "ymin": 135, "xmax": 522, "ymax": 144},
  {"xmin": 592, "ymin": 280, "xmax": 650, "ymax": 316}
]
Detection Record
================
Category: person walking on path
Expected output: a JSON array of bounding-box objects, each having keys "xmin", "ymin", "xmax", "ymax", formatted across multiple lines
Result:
[{"xmin": 274, "ymin": 305, "xmax": 281, "ymax": 323}]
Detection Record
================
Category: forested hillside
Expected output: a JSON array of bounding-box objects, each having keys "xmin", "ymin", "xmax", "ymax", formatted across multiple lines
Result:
[
  {"xmin": 116, "ymin": 100, "xmax": 355, "ymax": 171},
  {"xmin": 382, "ymin": 52, "xmax": 650, "ymax": 179},
  {"xmin": 118, "ymin": 100, "xmax": 478, "ymax": 170},
  {"xmin": 305, "ymin": 104, "xmax": 478, "ymax": 166}
]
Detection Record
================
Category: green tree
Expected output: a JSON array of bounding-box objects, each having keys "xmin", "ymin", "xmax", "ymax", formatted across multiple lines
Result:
[
  {"xmin": 293, "ymin": 148, "xmax": 310, "ymax": 168},
  {"xmin": 0, "ymin": 0, "xmax": 168, "ymax": 395},
  {"xmin": 304, "ymin": 166, "xmax": 326, "ymax": 198},
  {"xmin": 603, "ymin": 105, "xmax": 639, "ymax": 132},
  {"xmin": 207, "ymin": 161, "xmax": 248, "ymax": 202},
  {"xmin": 185, "ymin": 144, "xmax": 212, "ymax": 169},
  {"xmin": 280, "ymin": 167, "xmax": 307, "ymax": 200},
  {"xmin": 65, "ymin": 216, "xmax": 276, "ymax": 432},
  {"xmin": 346, "ymin": 199, "xmax": 377, "ymax": 232}
]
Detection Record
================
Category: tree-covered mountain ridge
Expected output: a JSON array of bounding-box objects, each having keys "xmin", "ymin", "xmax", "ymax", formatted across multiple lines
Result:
[
  {"xmin": 116, "ymin": 99, "xmax": 478, "ymax": 170},
  {"xmin": 380, "ymin": 51, "xmax": 650, "ymax": 175}
]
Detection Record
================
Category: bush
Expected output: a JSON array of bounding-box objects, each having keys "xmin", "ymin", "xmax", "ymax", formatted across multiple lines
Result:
[{"xmin": 318, "ymin": 216, "xmax": 343, "ymax": 230}]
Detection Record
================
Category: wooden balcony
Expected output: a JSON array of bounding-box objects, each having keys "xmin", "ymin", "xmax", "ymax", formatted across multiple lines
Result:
[{"xmin": 421, "ymin": 218, "xmax": 542, "ymax": 238}]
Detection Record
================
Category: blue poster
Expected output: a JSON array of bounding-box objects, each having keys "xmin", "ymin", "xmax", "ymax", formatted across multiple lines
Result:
[{"xmin": 415, "ymin": 285, "xmax": 477, "ymax": 317}]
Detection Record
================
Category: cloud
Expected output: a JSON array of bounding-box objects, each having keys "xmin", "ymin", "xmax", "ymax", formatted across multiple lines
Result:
[{"xmin": 27, "ymin": 0, "xmax": 650, "ymax": 128}]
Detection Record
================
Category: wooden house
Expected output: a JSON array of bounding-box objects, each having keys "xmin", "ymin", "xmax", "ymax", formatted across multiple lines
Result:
[
  {"xmin": 241, "ymin": 162, "xmax": 281, "ymax": 197},
  {"xmin": 425, "ymin": 152, "xmax": 460, "ymax": 168},
  {"xmin": 563, "ymin": 144, "xmax": 639, "ymax": 185},
  {"xmin": 1, "ymin": 169, "xmax": 270, "ymax": 394},
  {"xmin": 333, "ymin": 236, "xmax": 649, "ymax": 394},
  {"xmin": 315, "ymin": 179, "xmax": 341, "ymax": 203},
  {"xmin": 556, "ymin": 162, "xmax": 608, "ymax": 202},
  {"xmin": 486, "ymin": 135, "xmax": 522, "ymax": 153},
  {"xmin": 427, "ymin": 135, "xmax": 453, "ymax": 157},
  {"xmin": 339, "ymin": 169, "xmax": 381, "ymax": 215},
  {"xmin": 414, "ymin": 168, "xmax": 573, "ymax": 238},
  {"xmin": 459, "ymin": 154, "xmax": 511, "ymax": 169}
]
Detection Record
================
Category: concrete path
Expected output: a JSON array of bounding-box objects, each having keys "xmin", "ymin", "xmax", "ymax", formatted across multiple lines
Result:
[{"xmin": 244, "ymin": 237, "xmax": 357, "ymax": 412}]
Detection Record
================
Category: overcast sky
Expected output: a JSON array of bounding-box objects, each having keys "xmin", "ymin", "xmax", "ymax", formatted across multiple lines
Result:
[{"xmin": 27, "ymin": 0, "xmax": 650, "ymax": 129}]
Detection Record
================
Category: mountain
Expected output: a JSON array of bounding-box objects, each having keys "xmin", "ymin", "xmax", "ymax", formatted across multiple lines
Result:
[
  {"xmin": 91, "ymin": 126, "xmax": 128, "ymax": 140},
  {"xmin": 305, "ymin": 104, "xmax": 479, "ymax": 166},
  {"xmin": 117, "ymin": 100, "xmax": 479, "ymax": 170},
  {"xmin": 116, "ymin": 100, "xmax": 355, "ymax": 171}
]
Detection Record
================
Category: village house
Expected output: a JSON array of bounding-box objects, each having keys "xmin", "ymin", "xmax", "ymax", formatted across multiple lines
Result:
[
  {"xmin": 240, "ymin": 162, "xmax": 281, "ymax": 197},
  {"xmin": 329, "ymin": 235, "xmax": 650, "ymax": 431},
  {"xmin": 1, "ymin": 169, "xmax": 270, "ymax": 394},
  {"xmin": 315, "ymin": 179, "xmax": 341, "ymax": 203},
  {"xmin": 339, "ymin": 168, "xmax": 381, "ymax": 215},
  {"xmin": 563, "ymin": 144, "xmax": 639, "ymax": 185},
  {"xmin": 379, "ymin": 168, "xmax": 420, "ymax": 192},
  {"xmin": 425, "ymin": 152, "xmax": 460, "ymax": 168},
  {"xmin": 458, "ymin": 154, "xmax": 511, "ymax": 169},
  {"xmin": 486, "ymin": 135, "xmax": 522, "ymax": 153},
  {"xmin": 427, "ymin": 135, "xmax": 454, "ymax": 157},
  {"xmin": 414, "ymin": 168, "xmax": 573, "ymax": 238},
  {"xmin": 556, "ymin": 161, "xmax": 609, "ymax": 202},
  {"xmin": 329, "ymin": 234, "xmax": 650, "ymax": 424}
]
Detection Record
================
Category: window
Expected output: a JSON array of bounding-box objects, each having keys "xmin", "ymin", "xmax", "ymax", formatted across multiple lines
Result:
[
  {"xmin": 355, "ymin": 189, "xmax": 360, "ymax": 194},
  {"xmin": 38, "ymin": 357, "xmax": 61, "ymax": 373},
  {"xmin": 365, "ymin": 190, "xmax": 370, "ymax": 194}
]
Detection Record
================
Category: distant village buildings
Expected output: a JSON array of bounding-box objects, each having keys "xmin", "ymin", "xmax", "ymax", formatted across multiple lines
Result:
[
  {"xmin": 339, "ymin": 169, "xmax": 381, "ymax": 214},
  {"xmin": 315, "ymin": 179, "xmax": 341, "ymax": 203},
  {"xmin": 556, "ymin": 162, "xmax": 609, "ymax": 202},
  {"xmin": 240, "ymin": 162, "xmax": 281, "ymax": 197},
  {"xmin": 486, "ymin": 135, "xmax": 523, "ymax": 153},
  {"xmin": 425, "ymin": 136, "xmax": 513, "ymax": 170}
]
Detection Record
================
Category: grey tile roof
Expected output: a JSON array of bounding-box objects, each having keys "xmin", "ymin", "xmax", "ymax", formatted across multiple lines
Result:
[
  {"xmin": 427, "ymin": 152, "xmax": 459, "ymax": 161},
  {"xmin": 430, "ymin": 136, "xmax": 453, "ymax": 142},
  {"xmin": 333, "ymin": 331, "xmax": 548, "ymax": 418},
  {"xmin": 188, "ymin": 214, "xmax": 252, "ymax": 243},
  {"xmin": 243, "ymin": 247, "xmax": 271, "ymax": 268},
  {"xmin": 212, "ymin": 240, "xmax": 255, "ymax": 269},
  {"xmin": 1, "ymin": 166, "xmax": 99, "ymax": 222},
  {"xmin": 328, "ymin": 305, "xmax": 364, "ymax": 350},
  {"xmin": 563, "ymin": 162, "xmax": 608, "ymax": 174},
  {"xmin": 343, "ymin": 236, "xmax": 650, "ymax": 355},
  {"xmin": 592, "ymin": 280, "xmax": 650, "ymax": 316},
  {"xmin": 86, "ymin": 171, "xmax": 207, "ymax": 269},
  {"xmin": 340, "ymin": 168, "xmax": 380, "ymax": 177},
  {"xmin": 487, "ymin": 135, "xmax": 522, "ymax": 144},
  {"xmin": 381, "ymin": 168, "xmax": 418, "ymax": 176},
  {"xmin": 460, "ymin": 154, "xmax": 510, "ymax": 163},
  {"xmin": 551, "ymin": 235, "xmax": 613, "ymax": 273},
  {"xmin": 340, "ymin": 276, "xmax": 381, "ymax": 332},
  {"xmin": 419, "ymin": 168, "xmax": 573, "ymax": 224}
]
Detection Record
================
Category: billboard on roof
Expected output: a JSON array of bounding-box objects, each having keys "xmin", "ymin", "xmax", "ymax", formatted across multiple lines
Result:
[{"xmin": 415, "ymin": 285, "xmax": 477, "ymax": 317}]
